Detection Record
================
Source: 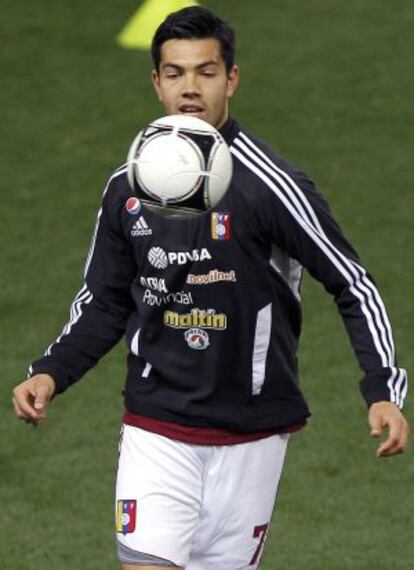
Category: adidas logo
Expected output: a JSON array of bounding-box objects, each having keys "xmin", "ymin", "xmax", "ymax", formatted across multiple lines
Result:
[{"xmin": 131, "ymin": 216, "xmax": 152, "ymax": 237}]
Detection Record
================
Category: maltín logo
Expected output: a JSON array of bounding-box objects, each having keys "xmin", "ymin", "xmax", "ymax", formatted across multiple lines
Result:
[
  {"xmin": 164, "ymin": 308, "xmax": 226, "ymax": 350},
  {"xmin": 164, "ymin": 308, "xmax": 227, "ymax": 330},
  {"xmin": 131, "ymin": 216, "xmax": 152, "ymax": 237}
]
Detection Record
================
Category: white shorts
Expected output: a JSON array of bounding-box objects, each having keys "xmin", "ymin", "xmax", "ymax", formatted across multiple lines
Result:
[{"xmin": 115, "ymin": 425, "xmax": 289, "ymax": 569}]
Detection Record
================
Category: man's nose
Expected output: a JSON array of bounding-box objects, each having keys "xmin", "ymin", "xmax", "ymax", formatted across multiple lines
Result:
[{"xmin": 182, "ymin": 73, "xmax": 200, "ymax": 96}]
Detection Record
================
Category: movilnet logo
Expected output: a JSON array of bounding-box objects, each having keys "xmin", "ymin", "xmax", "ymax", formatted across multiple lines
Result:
[
  {"xmin": 211, "ymin": 212, "xmax": 231, "ymax": 241},
  {"xmin": 186, "ymin": 269, "xmax": 237, "ymax": 285},
  {"xmin": 125, "ymin": 197, "xmax": 141, "ymax": 215},
  {"xmin": 116, "ymin": 500, "xmax": 137, "ymax": 535}
]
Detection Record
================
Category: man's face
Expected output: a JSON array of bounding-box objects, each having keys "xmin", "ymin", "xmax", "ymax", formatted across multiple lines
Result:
[{"xmin": 152, "ymin": 38, "xmax": 239, "ymax": 129}]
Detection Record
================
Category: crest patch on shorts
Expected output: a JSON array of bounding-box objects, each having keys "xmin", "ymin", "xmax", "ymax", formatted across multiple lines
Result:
[{"xmin": 116, "ymin": 500, "xmax": 137, "ymax": 535}]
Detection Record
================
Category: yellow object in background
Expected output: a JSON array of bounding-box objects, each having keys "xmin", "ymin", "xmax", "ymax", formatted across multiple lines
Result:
[{"xmin": 117, "ymin": 0, "xmax": 200, "ymax": 50}]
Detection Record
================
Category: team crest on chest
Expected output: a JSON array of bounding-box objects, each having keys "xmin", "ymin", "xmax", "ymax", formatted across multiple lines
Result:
[{"xmin": 211, "ymin": 212, "xmax": 231, "ymax": 241}]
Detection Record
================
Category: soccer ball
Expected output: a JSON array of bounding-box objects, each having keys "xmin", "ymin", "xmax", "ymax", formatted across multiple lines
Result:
[{"xmin": 126, "ymin": 115, "xmax": 233, "ymax": 218}]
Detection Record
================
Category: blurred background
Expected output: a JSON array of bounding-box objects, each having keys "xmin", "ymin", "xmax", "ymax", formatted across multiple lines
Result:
[{"xmin": 1, "ymin": 1, "xmax": 413, "ymax": 568}]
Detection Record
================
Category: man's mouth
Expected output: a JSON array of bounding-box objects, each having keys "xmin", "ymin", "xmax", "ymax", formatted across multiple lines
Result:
[{"xmin": 178, "ymin": 104, "xmax": 205, "ymax": 116}]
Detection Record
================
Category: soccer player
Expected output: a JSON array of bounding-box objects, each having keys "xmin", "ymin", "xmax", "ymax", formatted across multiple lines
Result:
[{"xmin": 13, "ymin": 6, "xmax": 409, "ymax": 569}]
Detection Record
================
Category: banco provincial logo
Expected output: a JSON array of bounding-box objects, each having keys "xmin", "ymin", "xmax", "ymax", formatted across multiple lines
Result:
[
  {"xmin": 140, "ymin": 276, "xmax": 168, "ymax": 293},
  {"xmin": 143, "ymin": 289, "xmax": 193, "ymax": 306}
]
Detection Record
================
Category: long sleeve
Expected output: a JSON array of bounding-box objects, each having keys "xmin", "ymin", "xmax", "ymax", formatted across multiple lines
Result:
[
  {"xmin": 29, "ymin": 166, "xmax": 137, "ymax": 393},
  {"xmin": 231, "ymin": 134, "xmax": 407, "ymax": 409}
]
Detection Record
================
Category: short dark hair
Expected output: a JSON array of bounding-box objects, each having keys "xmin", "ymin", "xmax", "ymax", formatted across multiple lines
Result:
[{"xmin": 151, "ymin": 6, "xmax": 235, "ymax": 73}]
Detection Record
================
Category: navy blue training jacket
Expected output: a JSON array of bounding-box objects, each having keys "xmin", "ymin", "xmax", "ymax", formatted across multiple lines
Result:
[{"xmin": 29, "ymin": 118, "xmax": 407, "ymax": 433}]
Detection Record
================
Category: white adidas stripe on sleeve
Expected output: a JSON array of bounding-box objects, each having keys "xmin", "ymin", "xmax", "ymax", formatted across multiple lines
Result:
[
  {"xmin": 237, "ymin": 133, "xmax": 396, "ymax": 365},
  {"xmin": 45, "ymin": 166, "xmax": 128, "ymax": 358},
  {"xmin": 231, "ymin": 134, "xmax": 406, "ymax": 407}
]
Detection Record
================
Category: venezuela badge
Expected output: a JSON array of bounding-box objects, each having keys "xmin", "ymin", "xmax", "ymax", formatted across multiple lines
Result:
[
  {"xmin": 116, "ymin": 499, "xmax": 137, "ymax": 535},
  {"xmin": 211, "ymin": 212, "xmax": 231, "ymax": 241}
]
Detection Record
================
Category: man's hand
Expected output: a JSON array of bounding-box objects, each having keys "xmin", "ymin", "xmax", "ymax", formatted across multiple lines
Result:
[
  {"xmin": 369, "ymin": 401, "xmax": 410, "ymax": 457},
  {"xmin": 12, "ymin": 374, "xmax": 56, "ymax": 426}
]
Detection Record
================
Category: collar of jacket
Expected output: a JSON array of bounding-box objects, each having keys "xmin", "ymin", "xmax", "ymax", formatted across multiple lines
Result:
[{"xmin": 219, "ymin": 116, "xmax": 240, "ymax": 145}]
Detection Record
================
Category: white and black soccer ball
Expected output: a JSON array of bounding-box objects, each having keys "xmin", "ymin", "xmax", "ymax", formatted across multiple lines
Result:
[{"xmin": 126, "ymin": 115, "xmax": 233, "ymax": 218}]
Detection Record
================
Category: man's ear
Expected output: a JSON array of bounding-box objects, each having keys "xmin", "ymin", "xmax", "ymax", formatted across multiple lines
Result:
[
  {"xmin": 151, "ymin": 70, "xmax": 162, "ymax": 101},
  {"xmin": 226, "ymin": 65, "xmax": 240, "ymax": 99}
]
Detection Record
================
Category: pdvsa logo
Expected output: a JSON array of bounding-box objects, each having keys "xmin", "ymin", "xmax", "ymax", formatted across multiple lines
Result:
[
  {"xmin": 147, "ymin": 247, "xmax": 168, "ymax": 269},
  {"xmin": 147, "ymin": 247, "xmax": 212, "ymax": 269}
]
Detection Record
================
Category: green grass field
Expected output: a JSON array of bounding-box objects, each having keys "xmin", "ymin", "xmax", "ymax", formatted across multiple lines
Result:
[{"xmin": 1, "ymin": 1, "xmax": 413, "ymax": 568}]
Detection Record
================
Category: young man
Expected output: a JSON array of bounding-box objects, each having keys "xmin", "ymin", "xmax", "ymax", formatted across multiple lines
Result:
[{"xmin": 13, "ymin": 6, "xmax": 409, "ymax": 570}]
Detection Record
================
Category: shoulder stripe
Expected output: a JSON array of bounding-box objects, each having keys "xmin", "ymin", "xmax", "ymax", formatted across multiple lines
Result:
[
  {"xmin": 238, "ymin": 133, "xmax": 326, "ymax": 233},
  {"xmin": 115, "ymin": 162, "xmax": 128, "ymax": 173},
  {"xmin": 84, "ymin": 166, "xmax": 128, "ymax": 277}
]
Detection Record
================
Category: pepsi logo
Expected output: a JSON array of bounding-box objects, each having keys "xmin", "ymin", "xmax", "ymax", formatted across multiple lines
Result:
[{"xmin": 125, "ymin": 197, "xmax": 141, "ymax": 215}]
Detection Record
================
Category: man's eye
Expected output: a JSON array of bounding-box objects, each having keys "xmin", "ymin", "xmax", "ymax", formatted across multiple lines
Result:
[{"xmin": 166, "ymin": 74, "xmax": 179, "ymax": 79}]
